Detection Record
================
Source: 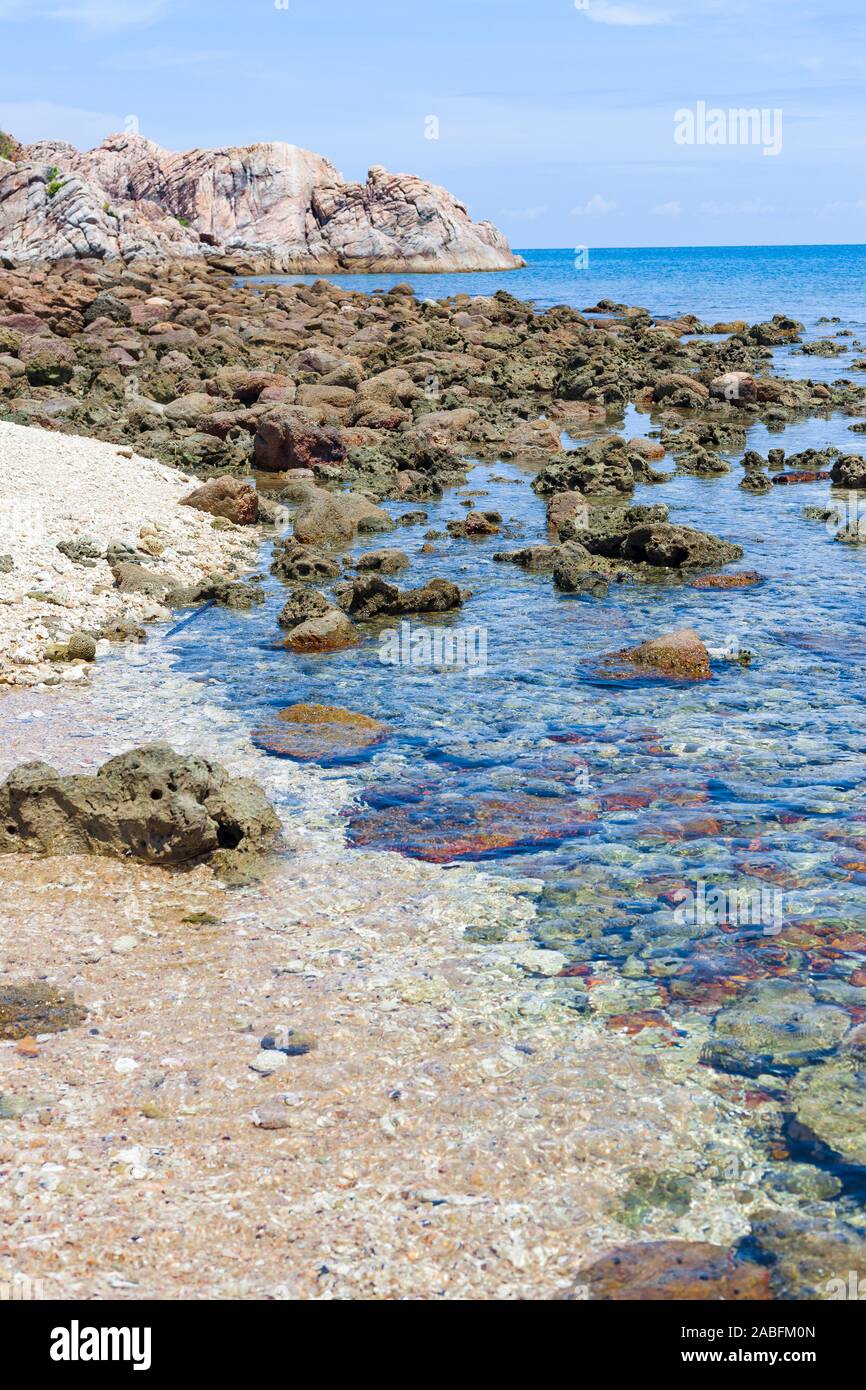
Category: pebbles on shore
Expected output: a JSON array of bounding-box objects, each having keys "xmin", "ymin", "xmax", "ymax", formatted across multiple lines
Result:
[{"xmin": 0, "ymin": 421, "xmax": 258, "ymax": 686}]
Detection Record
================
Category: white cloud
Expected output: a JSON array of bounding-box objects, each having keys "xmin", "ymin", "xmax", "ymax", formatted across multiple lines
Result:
[
  {"xmin": 571, "ymin": 193, "xmax": 617, "ymax": 216},
  {"xmin": 0, "ymin": 0, "xmax": 170, "ymax": 31},
  {"xmin": 651, "ymin": 199, "xmax": 683, "ymax": 216},
  {"xmin": 819, "ymin": 197, "xmax": 866, "ymax": 214},
  {"xmin": 582, "ymin": 2, "xmax": 671, "ymax": 26}
]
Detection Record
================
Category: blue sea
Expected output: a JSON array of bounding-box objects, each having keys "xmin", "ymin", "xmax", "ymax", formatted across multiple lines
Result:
[{"xmin": 255, "ymin": 243, "xmax": 866, "ymax": 330}]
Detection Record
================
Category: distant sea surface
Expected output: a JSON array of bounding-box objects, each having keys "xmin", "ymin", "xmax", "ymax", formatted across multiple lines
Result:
[{"xmin": 259, "ymin": 243, "xmax": 866, "ymax": 326}]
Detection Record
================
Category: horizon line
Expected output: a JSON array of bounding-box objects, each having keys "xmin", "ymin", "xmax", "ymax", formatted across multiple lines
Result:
[{"xmin": 512, "ymin": 242, "xmax": 866, "ymax": 253}]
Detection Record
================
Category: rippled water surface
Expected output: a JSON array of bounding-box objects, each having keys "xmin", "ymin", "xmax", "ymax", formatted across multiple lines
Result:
[{"xmin": 168, "ymin": 249, "xmax": 866, "ymax": 1218}]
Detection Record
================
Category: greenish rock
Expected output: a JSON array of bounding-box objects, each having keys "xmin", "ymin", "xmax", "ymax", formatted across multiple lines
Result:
[
  {"xmin": 790, "ymin": 1057, "xmax": 866, "ymax": 1166},
  {"xmin": 613, "ymin": 1168, "xmax": 694, "ymax": 1229},
  {"xmin": 765, "ymin": 1163, "xmax": 842, "ymax": 1202},
  {"xmin": 67, "ymin": 632, "xmax": 97, "ymax": 661},
  {"xmin": 0, "ymin": 982, "xmax": 87, "ymax": 1040},
  {"xmin": 714, "ymin": 981, "xmax": 851, "ymax": 1057}
]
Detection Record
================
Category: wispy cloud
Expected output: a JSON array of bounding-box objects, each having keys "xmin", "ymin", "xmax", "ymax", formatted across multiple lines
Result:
[
  {"xmin": 818, "ymin": 197, "xmax": 866, "ymax": 214},
  {"xmin": 0, "ymin": 99, "xmax": 121, "ymax": 147},
  {"xmin": 651, "ymin": 199, "xmax": 683, "ymax": 215},
  {"xmin": 107, "ymin": 46, "xmax": 230, "ymax": 72},
  {"xmin": 0, "ymin": 0, "xmax": 171, "ymax": 32},
  {"xmin": 582, "ymin": 2, "xmax": 671, "ymax": 27},
  {"xmin": 571, "ymin": 193, "xmax": 617, "ymax": 216}
]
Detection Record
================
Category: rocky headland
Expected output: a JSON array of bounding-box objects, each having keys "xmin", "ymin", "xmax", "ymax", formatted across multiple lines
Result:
[{"xmin": 0, "ymin": 132, "xmax": 523, "ymax": 273}]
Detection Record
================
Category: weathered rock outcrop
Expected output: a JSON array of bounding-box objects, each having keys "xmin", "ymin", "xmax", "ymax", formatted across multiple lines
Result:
[
  {"xmin": 336, "ymin": 574, "xmax": 463, "ymax": 620},
  {"xmin": 0, "ymin": 744, "xmax": 280, "ymax": 866},
  {"xmin": 0, "ymin": 133, "xmax": 522, "ymax": 272}
]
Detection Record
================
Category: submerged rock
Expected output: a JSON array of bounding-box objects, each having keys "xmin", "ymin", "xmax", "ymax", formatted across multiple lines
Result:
[
  {"xmin": 691, "ymin": 570, "xmax": 763, "ymax": 589},
  {"xmin": 253, "ymin": 703, "xmax": 387, "ymax": 761},
  {"xmin": 353, "ymin": 548, "xmax": 410, "ymax": 574},
  {"xmin": 0, "ymin": 744, "xmax": 280, "ymax": 867},
  {"xmin": 714, "ymin": 981, "xmax": 850, "ymax": 1057},
  {"xmin": 746, "ymin": 1214, "xmax": 866, "ymax": 1300},
  {"xmin": 0, "ymin": 982, "xmax": 87, "ymax": 1040},
  {"xmin": 566, "ymin": 1240, "xmax": 770, "ymax": 1300},
  {"xmin": 790, "ymin": 1057, "xmax": 866, "ymax": 1167}
]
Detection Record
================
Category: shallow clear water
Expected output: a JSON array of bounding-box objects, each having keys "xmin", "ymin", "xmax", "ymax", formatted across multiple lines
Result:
[{"xmin": 175, "ymin": 248, "xmax": 866, "ymax": 1205}]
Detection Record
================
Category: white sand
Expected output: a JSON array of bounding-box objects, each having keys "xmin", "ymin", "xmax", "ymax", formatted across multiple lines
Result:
[{"xmin": 0, "ymin": 421, "xmax": 259, "ymax": 685}]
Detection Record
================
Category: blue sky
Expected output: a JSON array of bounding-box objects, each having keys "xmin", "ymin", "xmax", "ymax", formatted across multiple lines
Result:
[{"xmin": 1, "ymin": 0, "xmax": 865, "ymax": 248}]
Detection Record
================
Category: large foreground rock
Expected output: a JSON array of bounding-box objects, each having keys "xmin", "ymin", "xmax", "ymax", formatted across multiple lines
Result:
[
  {"xmin": 0, "ymin": 744, "xmax": 280, "ymax": 866},
  {"xmin": 0, "ymin": 133, "xmax": 522, "ymax": 271}
]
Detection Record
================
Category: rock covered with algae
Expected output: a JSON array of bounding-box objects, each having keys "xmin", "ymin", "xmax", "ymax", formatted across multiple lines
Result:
[{"xmin": 0, "ymin": 743, "xmax": 280, "ymax": 867}]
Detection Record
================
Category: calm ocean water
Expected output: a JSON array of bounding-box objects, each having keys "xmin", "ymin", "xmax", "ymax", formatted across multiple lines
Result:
[{"xmin": 254, "ymin": 243, "xmax": 866, "ymax": 327}]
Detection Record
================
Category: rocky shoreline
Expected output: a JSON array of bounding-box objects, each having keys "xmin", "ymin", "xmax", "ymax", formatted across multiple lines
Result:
[{"xmin": 2, "ymin": 255, "xmax": 866, "ymax": 1299}]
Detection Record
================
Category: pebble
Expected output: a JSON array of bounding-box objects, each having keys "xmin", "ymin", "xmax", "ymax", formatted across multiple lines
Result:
[
  {"xmin": 111, "ymin": 934, "xmax": 139, "ymax": 954},
  {"xmin": 251, "ymin": 1099, "xmax": 292, "ymax": 1129},
  {"xmin": 250, "ymin": 1050, "xmax": 289, "ymax": 1075}
]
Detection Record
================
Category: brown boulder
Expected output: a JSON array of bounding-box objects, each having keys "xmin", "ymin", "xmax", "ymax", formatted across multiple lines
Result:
[
  {"xmin": 691, "ymin": 570, "xmax": 762, "ymax": 590},
  {"xmin": 254, "ymin": 406, "xmax": 346, "ymax": 472},
  {"xmin": 293, "ymin": 488, "xmax": 393, "ymax": 546},
  {"xmin": 565, "ymin": 1241, "xmax": 770, "ymax": 1300},
  {"xmin": 284, "ymin": 608, "xmax": 359, "ymax": 652},
  {"xmin": 180, "ymin": 476, "xmax": 259, "ymax": 525},
  {"xmin": 608, "ymin": 628, "xmax": 711, "ymax": 681},
  {"xmin": 252, "ymin": 704, "xmax": 386, "ymax": 760}
]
